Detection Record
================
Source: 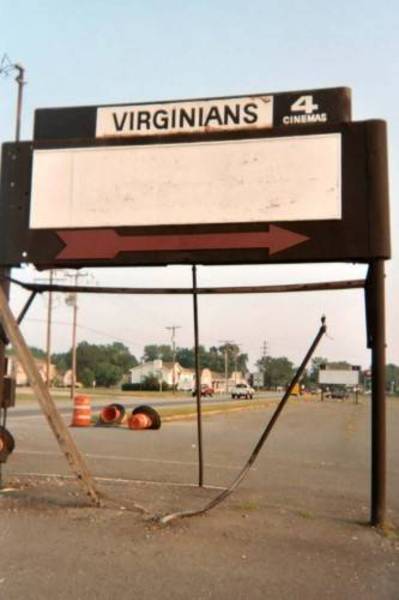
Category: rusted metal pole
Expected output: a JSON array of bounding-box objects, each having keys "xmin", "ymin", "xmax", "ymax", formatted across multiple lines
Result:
[
  {"xmin": 16, "ymin": 290, "xmax": 37, "ymax": 324},
  {"xmin": 192, "ymin": 265, "xmax": 204, "ymax": 487},
  {"xmin": 11, "ymin": 278, "xmax": 366, "ymax": 296},
  {"xmin": 14, "ymin": 64, "xmax": 25, "ymax": 144},
  {"xmin": 0, "ymin": 286, "xmax": 100, "ymax": 505},
  {"xmin": 45, "ymin": 271, "xmax": 54, "ymax": 387},
  {"xmin": 368, "ymin": 259, "xmax": 387, "ymax": 527},
  {"xmin": 0, "ymin": 273, "xmax": 10, "ymax": 451},
  {"xmin": 70, "ymin": 293, "xmax": 78, "ymax": 401},
  {"xmin": 0, "ymin": 63, "xmax": 25, "ymax": 486}
]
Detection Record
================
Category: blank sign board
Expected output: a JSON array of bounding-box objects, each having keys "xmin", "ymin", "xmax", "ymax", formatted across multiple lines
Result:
[
  {"xmin": 30, "ymin": 134, "xmax": 341, "ymax": 230},
  {"xmin": 319, "ymin": 370, "xmax": 360, "ymax": 385}
]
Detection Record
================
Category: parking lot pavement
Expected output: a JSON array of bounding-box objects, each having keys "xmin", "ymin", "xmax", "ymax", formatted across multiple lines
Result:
[
  {"xmin": 1, "ymin": 397, "xmax": 398, "ymax": 599},
  {"xmin": 4, "ymin": 396, "xmax": 399, "ymax": 510}
]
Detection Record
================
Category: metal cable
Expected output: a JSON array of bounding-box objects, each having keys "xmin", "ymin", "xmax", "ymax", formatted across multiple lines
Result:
[{"xmin": 158, "ymin": 316, "xmax": 327, "ymax": 524}]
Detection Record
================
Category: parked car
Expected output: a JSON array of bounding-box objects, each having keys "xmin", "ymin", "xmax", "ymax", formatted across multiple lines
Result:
[
  {"xmin": 192, "ymin": 385, "xmax": 214, "ymax": 397},
  {"xmin": 330, "ymin": 388, "xmax": 349, "ymax": 399},
  {"xmin": 231, "ymin": 383, "xmax": 255, "ymax": 399}
]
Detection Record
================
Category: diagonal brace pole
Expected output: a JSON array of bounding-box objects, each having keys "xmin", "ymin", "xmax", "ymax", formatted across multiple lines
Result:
[{"xmin": 0, "ymin": 286, "xmax": 101, "ymax": 506}]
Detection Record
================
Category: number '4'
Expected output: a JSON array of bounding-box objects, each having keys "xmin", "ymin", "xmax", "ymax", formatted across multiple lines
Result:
[{"xmin": 290, "ymin": 95, "xmax": 319, "ymax": 115}]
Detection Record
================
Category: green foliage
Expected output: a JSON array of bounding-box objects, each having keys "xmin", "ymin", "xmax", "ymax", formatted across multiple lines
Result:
[
  {"xmin": 144, "ymin": 343, "xmax": 248, "ymax": 375},
  {"xmin": 143, "ymin": 344, "xmax": 174, "ymax": 362},
  {"xmin": 52, "ymin": 341, "xmax": 138, "ymax": 388},
  {"xmin": 308, "ymin": 357, "xmax": 328, "ymax": 384},
  {"xmin": 386, "ymin": 363, "xmax": 399, "ymax": 393},
  {"xmin": 256, "ymin": 356, "xmax": 295, "ymax": 388},
  {"xmin": 80, "ymin": 367, "xmax": 95, "ymax": 388},
  {"xmin": 94, "ymin": 362, "xmax": 124, "ymax": 388},
  {"xmin": 142, "ymin": 375, "xmax": 164, "ymax": 390},
  {"xmin": 29, "ymin": 346, "xmax": 47, "ymax": 360},
  {"xmin": 122, "ymin": 376, "xmax": 171, "ymax": 391}
]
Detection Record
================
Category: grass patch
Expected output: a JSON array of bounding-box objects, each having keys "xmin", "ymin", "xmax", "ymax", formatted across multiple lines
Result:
[
  {"xmin": 379, "ymin": 521, "xmax": 399, "ymax": 540},
  {"xmin": 297, "ymin": 510, "xmax": 314, "ymax": 519}
]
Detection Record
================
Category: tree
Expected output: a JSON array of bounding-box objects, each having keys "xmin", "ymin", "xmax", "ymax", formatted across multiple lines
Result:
[
  {"xmin": 143, "ymin": 344, "xmax": 174, "ymax": 362},
  {"xmin": 94, "ymin": 362, "xmax": 124, "ymax": 388},
  {"xmin": 143, "ymin": 344, "xmax": 248, "ymax": 375},
  {"xmin": 256, "ymin": 356, "xmax": 295, "ymax": 389},
  {"xmin": 80, "ymin": 367, "xmax": 95, "ymax": 388},
  {"xmin": 176, "ymin": 347, "xmax": 195, "ymax": 369},
  {"xmin": 52, "ymin": 341, "xmax": 138, "ymax": 387},
  {"xmin": 308, "ymin": 356, "xmax": 328, "ymax": 384},
  {"xmin": 386, "ymin": 363, "xmax": 399, "ymax": 393}
]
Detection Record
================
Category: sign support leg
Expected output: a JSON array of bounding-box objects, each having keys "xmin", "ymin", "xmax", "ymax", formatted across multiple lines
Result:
[
  {"xmin": 192, "ymin": 266, "xmax": 204, "ymax": 487},
  {"xmin": 0, "ymin": 268, "xmax": 11, "ymax": 488},
  {"xmin": 367, "ymin": 259, "xmax": 387, "ymax": 527},
  {"xmin": 0, "ymin": 286, "xmax": 101, "ymax": 506}
]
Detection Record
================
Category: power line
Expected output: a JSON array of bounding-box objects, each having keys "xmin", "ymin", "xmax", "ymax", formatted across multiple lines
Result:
[{"xmin": 24, "ymin": 318, "xmax": 143, "ymax": 349}]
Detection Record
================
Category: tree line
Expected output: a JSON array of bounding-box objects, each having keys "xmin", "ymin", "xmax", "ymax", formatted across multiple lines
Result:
[
  {"xmin": 9, "ymin": 344, "xmax": 399, "ymax": 392},
  {"xmin": 48, "ymin": 341, "xmax": 248, "ymax": 387}
]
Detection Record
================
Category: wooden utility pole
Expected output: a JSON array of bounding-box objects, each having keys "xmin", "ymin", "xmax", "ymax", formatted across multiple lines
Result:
[
  {"xmin": 166, "ymin": 324, "xmax": 181, "ymax": 393},
  {"xmin": 0, "ymin": 286, "xmax": 100, "ymax": 505}
]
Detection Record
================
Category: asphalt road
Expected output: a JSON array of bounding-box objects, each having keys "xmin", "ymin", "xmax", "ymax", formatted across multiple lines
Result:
[
  {"xmin": 3, "ymin": 395, "xmax": 398, "ymax": 506},
  {"xmin": 8, "ymin": 390, "xmax": 279, "ymax": 418}
]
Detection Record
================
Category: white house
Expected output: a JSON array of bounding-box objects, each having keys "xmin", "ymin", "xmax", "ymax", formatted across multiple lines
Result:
[
  {"xmin": 7, "ymin": 356, "xmax": 56, "ymax": 386},
  {"xmin": 129, "ymin": 360, "xmax": 248, "ymax": 392},
  {"xmin": 129, "ymin": 360, "xmax": 182, "ymax": 388}
]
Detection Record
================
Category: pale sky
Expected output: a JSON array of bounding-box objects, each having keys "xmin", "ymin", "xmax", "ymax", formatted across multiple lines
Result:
[{"xmin": 0, "ymin": 0, "xmax": 398, "ymax": 370}]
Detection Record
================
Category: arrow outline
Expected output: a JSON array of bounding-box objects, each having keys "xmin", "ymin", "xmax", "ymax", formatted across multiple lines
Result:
[{"xmin": 55, "ymin": 225, "xmax": 310, "ymax": 261}]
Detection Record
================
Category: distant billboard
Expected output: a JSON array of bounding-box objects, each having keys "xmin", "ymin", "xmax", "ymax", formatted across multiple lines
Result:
[{"xmin": 319, "ymin": 369, "xmax": 360, "ymax": 385}]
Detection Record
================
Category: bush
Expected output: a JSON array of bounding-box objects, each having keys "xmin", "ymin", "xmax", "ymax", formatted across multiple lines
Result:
[{"xmin": 121, "ymin": 376, "xmax": 172, "ymax": 392}]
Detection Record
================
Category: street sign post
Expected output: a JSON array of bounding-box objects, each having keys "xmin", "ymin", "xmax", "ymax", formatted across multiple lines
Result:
[{"xmin": 0, "ymin": 86, "xmax": 391, "ymax": 528}]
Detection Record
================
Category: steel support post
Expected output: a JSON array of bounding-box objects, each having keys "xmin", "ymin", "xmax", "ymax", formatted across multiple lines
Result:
[
  {"xmin": 192, "ymin": 266, "xmax": 204, "ymax": 487},
  {"xmin": 368, "ymin": 259, "xmax": 387, "ymax": 527}
]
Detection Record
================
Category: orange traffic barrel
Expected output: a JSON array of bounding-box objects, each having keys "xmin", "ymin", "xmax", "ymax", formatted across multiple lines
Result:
[
  {"xmin": 99, "ymin": 403, "xmax": 126, "ymax": 425},
  {"xmin": 71, "ymin": 395, "xmax": 91, "ymax": 427},
  {"xmin": 0, "ymin": 426, "xmax": 15, "ymax": 462},
  {"xmin": 128, "ymin": 405, "xmax": 161, "ymax": 430},
  {"xmin": 128, "ymin": 412, "xmax": 153, "ymax": 430}
]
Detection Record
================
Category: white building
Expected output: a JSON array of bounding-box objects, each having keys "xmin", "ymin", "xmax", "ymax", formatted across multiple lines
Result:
[
  {"xmin": 129, "ymin": 360, "xmax": 247, "ymax": 392},
  {"xmin": 7, "ymin": 356, "xmax": 56, "ymax": 386},
  {"xmin": 129, "ymin": 360, "xmax": 182, "ymax": 388}
]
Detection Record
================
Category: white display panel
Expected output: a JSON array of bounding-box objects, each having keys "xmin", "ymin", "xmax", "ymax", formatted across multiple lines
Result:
[
  {"xmin": 319, "ymin": 370, "xmax": 359, "ymax": 385},
  {"xmin": 30, "ymin": 134, "xmax": 341, "ymax": 230}
]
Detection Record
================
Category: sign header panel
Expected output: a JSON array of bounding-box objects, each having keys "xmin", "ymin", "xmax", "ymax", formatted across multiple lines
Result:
[{"xmin": 33, "ymin": 87, "xmax": 351, "ymax": 141}]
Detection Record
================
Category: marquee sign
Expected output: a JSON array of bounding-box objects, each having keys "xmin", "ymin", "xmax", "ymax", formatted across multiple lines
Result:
[
  {"xmin": 0, "ymin": 88, "xmax": 390, "ymax": 269},
  {"xmin": 33, "ymin": 87, "xmax": 351, "ymax": 141}
]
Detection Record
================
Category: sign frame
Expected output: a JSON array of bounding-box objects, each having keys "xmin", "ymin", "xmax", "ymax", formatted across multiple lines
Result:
[{"xmin": 0, "ymin": 119, "xmax": 390, "ymax": 269}]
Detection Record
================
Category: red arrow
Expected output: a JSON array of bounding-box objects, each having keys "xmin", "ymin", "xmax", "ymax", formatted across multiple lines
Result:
[{"xmin": 55, "ymin": 226, "xmax": 309, "ymax": 260}]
